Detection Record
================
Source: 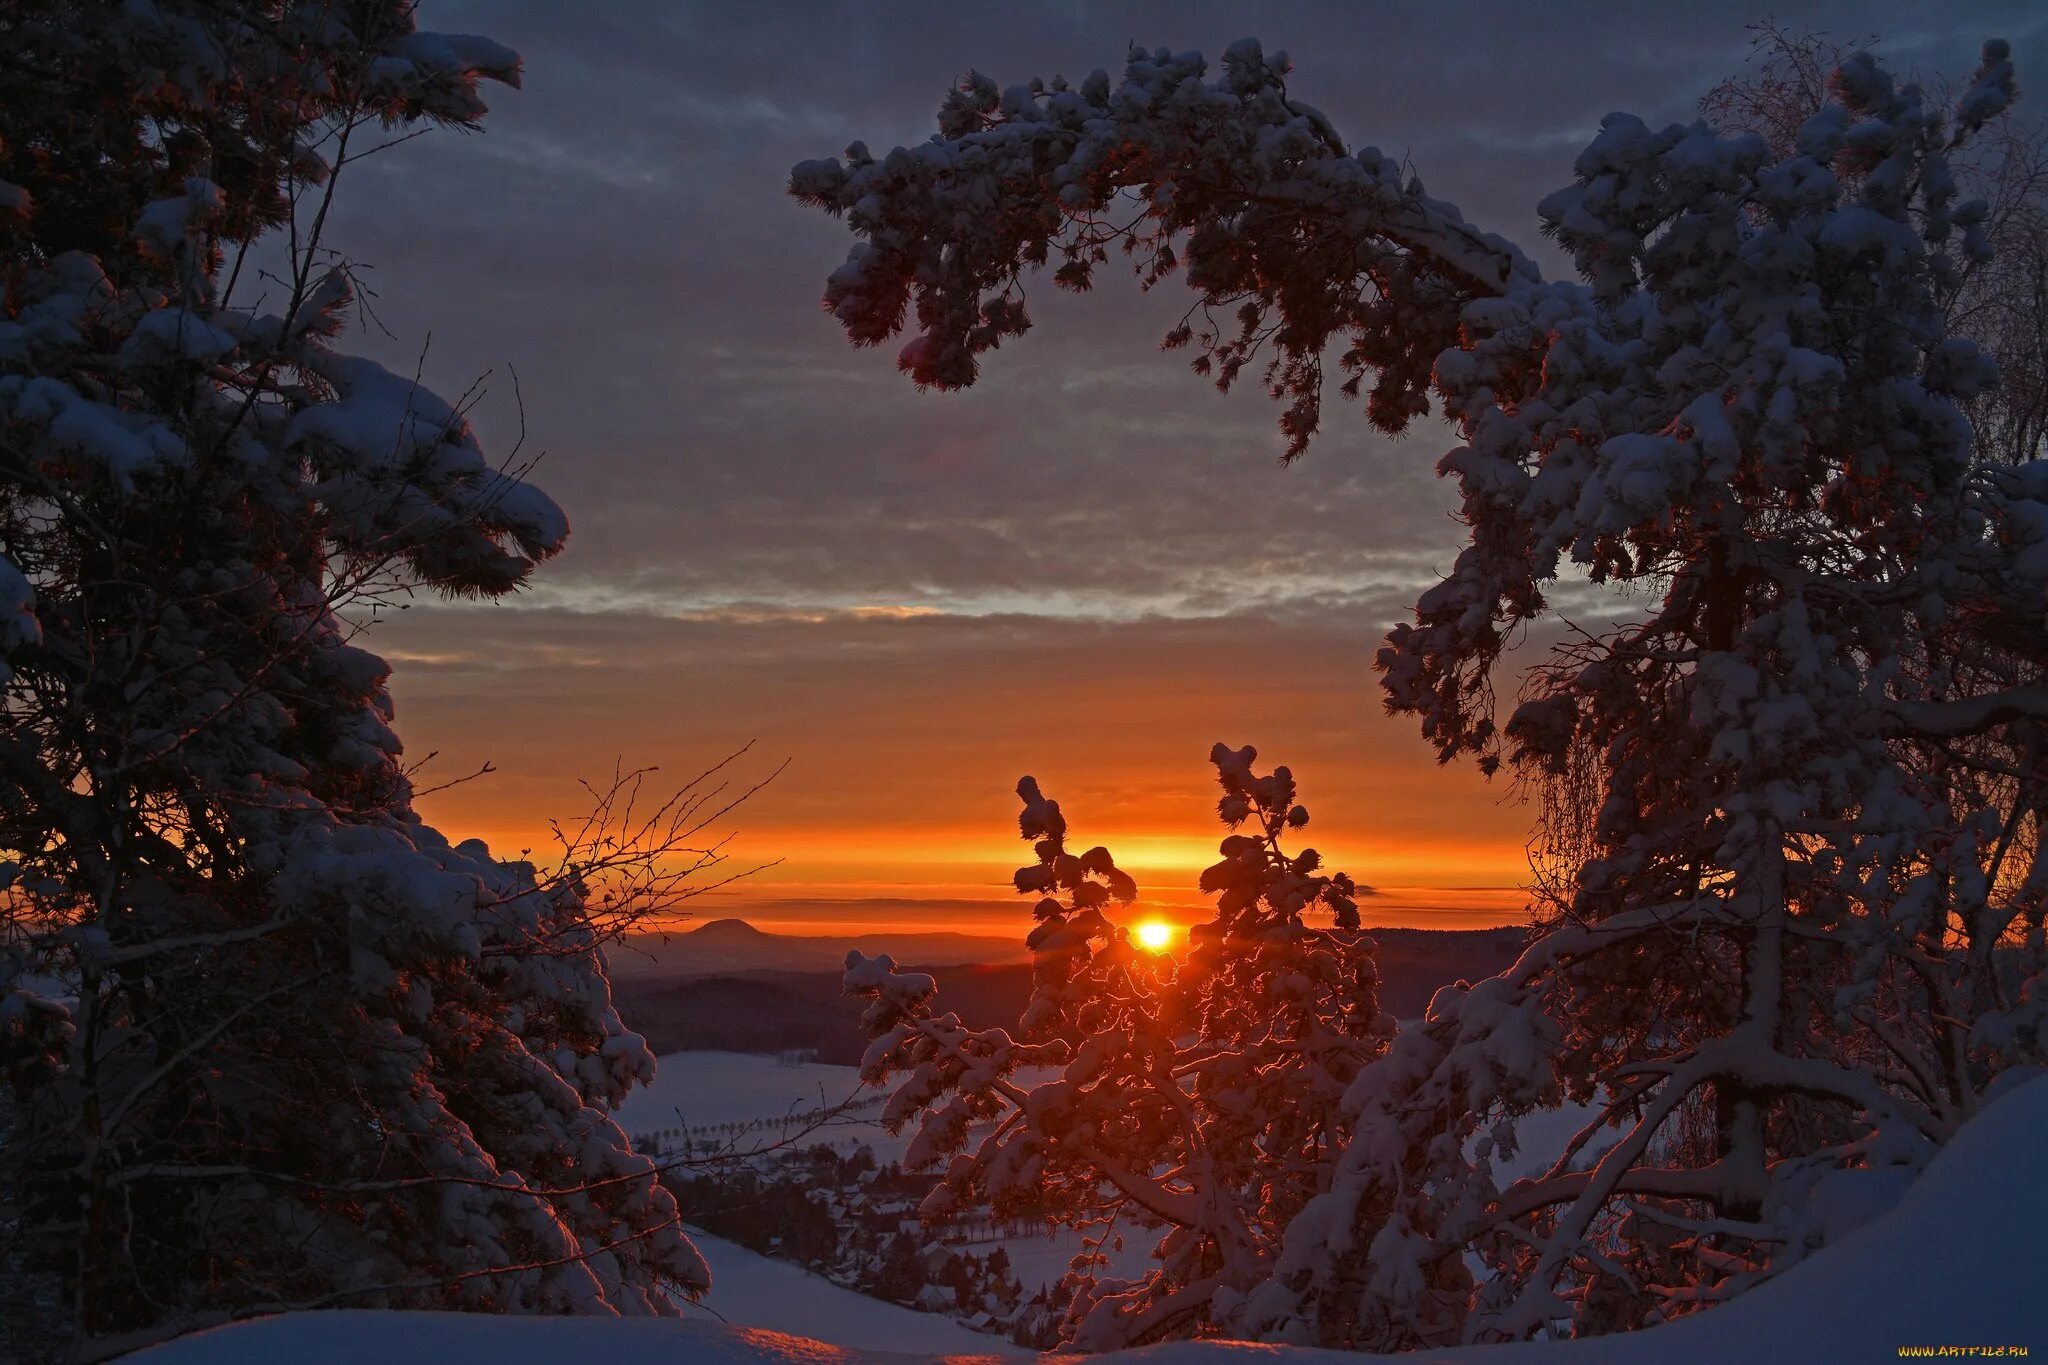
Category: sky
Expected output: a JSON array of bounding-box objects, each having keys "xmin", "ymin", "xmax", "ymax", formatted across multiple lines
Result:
[{"xmin": 328, "ymin": 1, "xmax": 2048, "ymax": 936}]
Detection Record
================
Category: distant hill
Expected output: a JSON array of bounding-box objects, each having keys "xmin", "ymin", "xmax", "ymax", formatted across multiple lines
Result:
[
  {"xmin": 611, "ymin": 925, "xmax": 1527, "ymax": 1065},
  {"xmin": 606, "ymin": 918, "xmax": 1029, "ymax": 979}
]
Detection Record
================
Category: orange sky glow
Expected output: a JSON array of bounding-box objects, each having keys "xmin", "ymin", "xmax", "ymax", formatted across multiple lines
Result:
[{"xmin": 385, "ymin": 606, "xmax": 1538, "ymax": 941}]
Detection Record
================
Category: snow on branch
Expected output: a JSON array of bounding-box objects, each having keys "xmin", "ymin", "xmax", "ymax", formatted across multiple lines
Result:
[
  {"xmin": 803, "ymin": 31, "xmax": 2047, "ymax": 1353},
  {"xmin": 843, "ymin": 745, "xmax": 1388, "ymax": 1349},
  {"xmin": 790, "ymin": 40, "xmax": 1534, "ymax": 457}
]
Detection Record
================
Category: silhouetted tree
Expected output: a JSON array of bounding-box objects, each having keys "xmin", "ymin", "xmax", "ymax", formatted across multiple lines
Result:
[
  {"xmin": 0, "ymin": 4, "xmax": 718, "ymax": 1354},
  {"xmin": 846, "ymin": 746, "xmax": 1388, "ymax": 1346}
]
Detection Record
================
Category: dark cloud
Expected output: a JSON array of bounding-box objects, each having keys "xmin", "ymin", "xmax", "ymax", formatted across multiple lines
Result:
[{"xmin": 328, "ymin": 1, "xmax": 2044, "ymax": 629}]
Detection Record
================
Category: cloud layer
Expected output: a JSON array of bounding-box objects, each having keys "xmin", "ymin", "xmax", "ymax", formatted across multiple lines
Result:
[{"xmin": 334, "ymin": 2, "xmax": 2046, "ymax": 929}]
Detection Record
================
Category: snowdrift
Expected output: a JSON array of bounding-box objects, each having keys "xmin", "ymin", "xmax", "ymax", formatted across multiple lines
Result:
[{"xmin": 130, "ymin": 1075, "xmax": 2047, "ymax": 1363}]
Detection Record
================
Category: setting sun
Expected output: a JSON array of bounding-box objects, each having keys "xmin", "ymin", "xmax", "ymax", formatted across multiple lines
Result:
[{"xmin": 1134, "ymin": 919, "xmax": 1176, "ymax": 953}]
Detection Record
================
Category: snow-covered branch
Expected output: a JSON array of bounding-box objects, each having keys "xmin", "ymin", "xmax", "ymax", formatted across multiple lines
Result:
[{"xmin": 803, "ymin": 30, "xmax": 2044, "ymax": 1353}]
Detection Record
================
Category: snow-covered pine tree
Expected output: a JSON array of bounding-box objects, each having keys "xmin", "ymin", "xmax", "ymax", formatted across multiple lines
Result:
[
  {"xmin": 798, "ymin": 37, "xmax": 2048, "ymax": 1347},
  {"xmin": 845, "ymin": 745, "xmax": 1390, "ymax": 1348},
  {"xmin": 1702, "ymin": 21, "xmax": 2048, "ymax": 470},
  {"xmin": 0, "ymin": 4, "xmax": 705, "ymax": 1354}
]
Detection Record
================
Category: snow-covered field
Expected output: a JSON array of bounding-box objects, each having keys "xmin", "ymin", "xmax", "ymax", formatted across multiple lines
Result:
[
  {"xmin": 615, "ymin": 1050, "xmax": 1071, "ymax": 1169},
  {"xmin": 616, "ymin": 1049, "xmax": 875, "ymax": 1131},
  {"xmin": 617, "ymin": 1049, "xmax": 1152, "ymax": 1288},
  {"xmin": 985, "ymin": 1223, "xmax": 1151, "ymax": 1296},
  {"xmin": 615, "ymin": 1049, "xmax": 911, "ymax": 1162},
  {"xmin": 126, "ymin": 1073, "xmax": 2048, "ymax": 1362},
  {"xmin": 688, "ymin": 1226, "xmax": 1030, "ymax": 1356}
]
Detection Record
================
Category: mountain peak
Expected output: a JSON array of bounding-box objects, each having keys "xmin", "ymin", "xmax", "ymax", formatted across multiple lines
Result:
[{"xmin": 686, "ymin": 917, "xmax": 771, "ymax": 941}]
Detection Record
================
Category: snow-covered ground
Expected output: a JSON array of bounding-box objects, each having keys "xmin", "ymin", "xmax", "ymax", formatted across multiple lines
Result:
[
  {"xmin": 618, "ymin": 1050, "xmax": 1150, "ymax": 1323},
  {"xmin": 618, "ymin": 1051, "xmax": 873, "ymax": 1131},
  {"xmin": 132, "ymin": 1314, "xmax": 975, "ymax": 1364},
  {"xmin": 614, "ymin": 1050, "xmax": 1066, "ymax": 1171},
  {"xmin": 133, "ymin": 1074, "xmax": 2048, "ymax": 1364},
  {"xmin": 985, "ymin": 1223, "xmax": 1152, "ymax": 1295},
  {"xmin": 688, "ymin": 1226, "xmax": 1030, "ymax": 1356},
  {"xmin": 615, "ymin": 1049, "xmax": 910, "ymax": 1162}
]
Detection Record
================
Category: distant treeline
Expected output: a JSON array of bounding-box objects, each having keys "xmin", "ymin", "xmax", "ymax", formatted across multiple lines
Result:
[{"xmin": 612, "ymin": 928, "xmax": 1526, "ymax": 1063}]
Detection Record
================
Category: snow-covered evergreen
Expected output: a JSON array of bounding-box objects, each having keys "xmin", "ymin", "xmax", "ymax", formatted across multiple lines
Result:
[
  {"xmin": 0, "ymin": 5, "xmax": 702, "ymax": 1355},
  {"xmin": 798, "ymin": 35, "xmax": 2048, "ymax": 1350},
  {"xmin": 846, "ymin": 746, "xmax": 1390, "ymax": 1348}
]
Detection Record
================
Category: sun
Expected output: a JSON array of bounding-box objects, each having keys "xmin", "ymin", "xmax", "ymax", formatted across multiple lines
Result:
[{"xmin": 1134, "ymin": 919, "xmax": 1176, "ymax": 953}]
